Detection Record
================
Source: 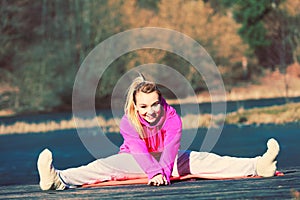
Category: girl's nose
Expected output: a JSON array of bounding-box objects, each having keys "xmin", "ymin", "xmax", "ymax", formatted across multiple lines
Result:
[{"xmin": 148, "ymin": 108, "xmax": 155, "ymax": 115}]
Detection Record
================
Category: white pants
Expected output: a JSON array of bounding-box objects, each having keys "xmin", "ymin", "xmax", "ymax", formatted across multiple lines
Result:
[{"xmin": 59, "ymin": 151, "xmax": 259, "ymax": 187}]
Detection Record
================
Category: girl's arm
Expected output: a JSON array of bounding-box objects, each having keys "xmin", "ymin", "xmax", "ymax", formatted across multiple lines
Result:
[
  {"xmin": 158, "ymin": 113, "xmax": 182, "ymax": 183},
  {"xmin": 120, "ymin": 116, "xmax": 165, "ymax": 180}
]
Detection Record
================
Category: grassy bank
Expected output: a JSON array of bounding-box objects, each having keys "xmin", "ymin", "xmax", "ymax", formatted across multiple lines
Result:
[
  {"xmin": 225, "ymin": 102, "xmax": 300, "ymax": 125},
  {"xmin": 0, "ymin": 102, "xmax": 300, "ymax": 135}
]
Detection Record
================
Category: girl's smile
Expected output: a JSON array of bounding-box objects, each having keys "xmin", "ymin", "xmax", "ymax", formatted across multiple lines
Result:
[{"xmin": 135, "ymin": 91, "xmax": 162, "ymax": 124}]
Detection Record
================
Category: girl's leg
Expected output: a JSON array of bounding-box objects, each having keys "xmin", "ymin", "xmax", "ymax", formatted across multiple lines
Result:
[
  {"xmin": 172, "ymin": 138, "xmax": 280, "ymax": 178},
  {"xmin": 172, "ymin": 150, "xmax": 258, "ymax": 178},
  {"xmin": 37, "ymin": 149, "xmax": 146, "ymax": 190},
  {"xmin": 59, "ymin": 153, "xmax": 146, "ymax": 187}
]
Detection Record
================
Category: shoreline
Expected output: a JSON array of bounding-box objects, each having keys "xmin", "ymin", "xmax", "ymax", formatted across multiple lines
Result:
[
  {"xmin": 1, "ymin": 93, "xmax": 300, "ymax": 119},
  {"xmin": 1, "ymin": 64, "xmax": 300, "ymax": 134},
  {"xmin": 1, "ymin": 102, "xmax": 299, "ymax": 135}
]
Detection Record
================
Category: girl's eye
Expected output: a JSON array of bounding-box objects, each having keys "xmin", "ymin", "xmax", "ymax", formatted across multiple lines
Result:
[
  {"xmin": 140, "ymin": 106, "xmax": 147, "ymax": 109},
  {"xmin": 153, "ymin": 102, "xmax": 159, "ymax": 106}
]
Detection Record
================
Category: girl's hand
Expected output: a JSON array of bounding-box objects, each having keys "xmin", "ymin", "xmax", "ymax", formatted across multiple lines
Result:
[{"xmin": 147, "ymin": 174, "xmax": 168, "ymax": 186}]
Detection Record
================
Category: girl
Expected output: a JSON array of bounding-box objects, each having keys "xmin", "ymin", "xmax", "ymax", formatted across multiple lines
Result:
[{"xmin": 37, "ymin": 74, "xmax": 280, "ymax": 190}]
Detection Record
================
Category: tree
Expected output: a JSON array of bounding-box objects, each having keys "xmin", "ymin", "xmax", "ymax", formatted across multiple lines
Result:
[
  {"xmin": 278, "ymin": 0, "xmax": 300, "ymax": 64},
  {"xmin": 223, "ymin": 0, "xmax": 297, "ymax": 69},
  {"xmin": 263, "ymin": 0, "xmax": 300, "ymax": 100},
  {"xmin": 0, "ymin": 0, "xmax": 130, "ymax": 113},
  {"xmin": 119, "ymin": 0, "xmax": 249, "ymax": 91},
  {"xmin": 0, "ymin": 0, "xmax": 41, "ymax": 71}
]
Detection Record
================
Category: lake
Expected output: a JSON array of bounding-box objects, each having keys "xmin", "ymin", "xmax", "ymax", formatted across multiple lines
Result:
[{"xmin": 1, "ymin": 96, "xmax": 300, "ymax": 125}]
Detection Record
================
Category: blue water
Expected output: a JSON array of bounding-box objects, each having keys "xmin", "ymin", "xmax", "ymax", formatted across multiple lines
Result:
[
  {"xmin": 0, "ymin": 123, "xmax": 299, "ymax": 186},
  {"xmin": 1, "ymin": 96, "xmax": 300, "ymax": 125}
]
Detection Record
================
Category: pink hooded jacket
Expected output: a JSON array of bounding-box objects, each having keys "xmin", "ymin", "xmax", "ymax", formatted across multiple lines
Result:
[{"xmin": 119, "ymin": 98, "xmax": 182, "ymax": 183}]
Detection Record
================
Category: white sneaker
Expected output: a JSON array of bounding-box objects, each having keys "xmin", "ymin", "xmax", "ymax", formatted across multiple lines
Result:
[
  {"xmin": 256, "ymin": 138, "xmax": 280, "ymax": 177},
  {"xmin": 37, "ymin": 149, "xmax": 65, "ymax": 190}
]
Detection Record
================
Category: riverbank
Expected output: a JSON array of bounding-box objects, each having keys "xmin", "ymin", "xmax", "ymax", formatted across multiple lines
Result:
[
  {"xmin": 1, "ymin": 64, "xmax": 300, "ymax": 134},
  {"xmin": 1, "ymin": 102, "xmax": 300, "ymax": 135},
  {"xmin": 168, "ymin": 63, "xmax": 300, "ymax": 104},
  {"xmin": 225, "ymin": 102, "xmax": 300, "ymax": 125}
]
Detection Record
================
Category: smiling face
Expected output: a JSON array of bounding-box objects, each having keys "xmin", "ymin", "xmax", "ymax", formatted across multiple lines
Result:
[{"xmin": 135, "ymin": 91, "xmax": 162, "ymax": 124}]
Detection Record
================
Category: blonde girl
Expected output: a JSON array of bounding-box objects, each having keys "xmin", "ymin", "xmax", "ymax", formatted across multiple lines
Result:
[{"xmin": 37, "ymin": 74, "xmax": 280, "ymax": 190}]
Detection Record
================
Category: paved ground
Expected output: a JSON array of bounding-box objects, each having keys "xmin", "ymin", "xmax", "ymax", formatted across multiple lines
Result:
[{"xmin": 0, "ymin": 167, "xmax": 299, "ymax": 199}]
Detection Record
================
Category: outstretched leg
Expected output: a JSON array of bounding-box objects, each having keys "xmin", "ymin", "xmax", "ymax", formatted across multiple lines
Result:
[
  {"xmin": 173, "ymin": 150, "xmax": 259, "ymax": 178},
  {"xmin": 37, "ymin": 149, "xmax": 146, "ymax": 190},
  {"xmin": 59, "ymin": 153, "xmax": 146, "ymax": 187},
  {"xmin": 173, "ymin": 138, "xmax": 280, "ymax": 179}
]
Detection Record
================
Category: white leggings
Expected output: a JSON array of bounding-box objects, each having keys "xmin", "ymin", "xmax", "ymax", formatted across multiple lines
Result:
[{"xmin": 58, "ymin": 151, "xmax": 259, "ymax": 187}]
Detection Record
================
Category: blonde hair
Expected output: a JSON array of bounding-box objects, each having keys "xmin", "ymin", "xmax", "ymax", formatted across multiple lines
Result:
[{"xmin": 124, "ymin": 74, "xmax": 161, "ymax": 138}]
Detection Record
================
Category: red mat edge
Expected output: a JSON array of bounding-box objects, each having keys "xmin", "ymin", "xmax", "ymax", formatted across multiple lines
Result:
[{"xmin": 81, "ymin": 171, "xmax": 284, "ymax": 188}]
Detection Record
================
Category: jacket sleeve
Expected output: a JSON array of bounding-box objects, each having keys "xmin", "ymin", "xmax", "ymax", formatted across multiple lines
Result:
[
  {"xmin": 159, "ymin": 113, "xmax": 182, "ymax": 183},
  {"xmin": 119, "ymin": 116, "xmax": 164, "ymax": 180}
]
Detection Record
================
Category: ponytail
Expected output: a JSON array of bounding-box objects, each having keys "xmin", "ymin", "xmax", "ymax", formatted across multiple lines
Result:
[{"xmin": 124, "ymin": 74, "xmax": 161, "ymax": 138}]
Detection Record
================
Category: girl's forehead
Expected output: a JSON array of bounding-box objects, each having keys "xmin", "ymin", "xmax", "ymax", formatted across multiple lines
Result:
[{"xmin": 135, "ymin": 92, "xmax": 159, "ymax": 104}]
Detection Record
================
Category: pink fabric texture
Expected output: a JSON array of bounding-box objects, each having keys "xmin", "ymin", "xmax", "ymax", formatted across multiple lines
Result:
[{"xmin": 119, "ymin": 98, "xmax": 182, "ymax": 183}]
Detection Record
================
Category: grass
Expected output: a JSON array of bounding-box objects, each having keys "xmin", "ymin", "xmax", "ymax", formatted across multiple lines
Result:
[{"xmin": 225, "ymin": 102, "xmax": 300, "ymax": 125}]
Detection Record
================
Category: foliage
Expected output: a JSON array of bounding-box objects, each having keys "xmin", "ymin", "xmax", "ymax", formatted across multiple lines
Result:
[
  {"xmin": 118, "ymin": 0, "xmax": 249, "ymax": 91},
  {"xmin": 1, "ymin": 0, "xmax": 124, "ymax": 113},
  {"xmin": 223, "ymin": 0, "xmax": 300, "ymax": 68},
  {"xmin": 0, "ymin": 0, "xmax": 299, "ymax": 114}
]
